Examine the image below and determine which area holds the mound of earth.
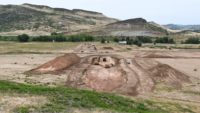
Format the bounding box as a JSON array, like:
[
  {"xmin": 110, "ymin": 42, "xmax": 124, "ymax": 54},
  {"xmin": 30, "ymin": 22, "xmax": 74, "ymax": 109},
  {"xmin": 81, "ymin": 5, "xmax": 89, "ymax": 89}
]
[
  {"xmin": 135, "ymin": 51, "xmax": 174, "ymax": 58},
  {"xmin": 149, "ymin": 63, "xmax": 191, "ymax": 88},
  {"xmin": 27, "ymin": 54, "xmax": 191, "ymax": 96},
  {"xmin": 26, "ymin": 53, "xmax": 80, "ymax": 74},
  {"xmin": 65, "ymin": 55, "xmax": 190, "ymax": 95},
  {"xmin": 74, "ymin": 43, "xmax": 97, "ymax": 53},
  {"xmin": 102, "ymin": 47, "xmax": 114, "ymax": 50}
]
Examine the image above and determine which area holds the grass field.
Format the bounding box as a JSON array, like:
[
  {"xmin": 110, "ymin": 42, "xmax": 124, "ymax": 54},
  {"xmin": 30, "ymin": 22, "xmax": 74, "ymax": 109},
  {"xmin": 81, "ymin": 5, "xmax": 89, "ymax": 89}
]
[
  {"xmin": 143, "ymin": 43, "xmax": 200, "ymax": 49},
  {"xmin": 0, "ymin": 80, "xmax": 195, "ymax": 113},
  {"xmin": 0, "ymin": 42, "xmax": 80, "ymax": 54},
  {"xmin": 0, "ymin": 41, "xmax": 199, "ymax": 54}
]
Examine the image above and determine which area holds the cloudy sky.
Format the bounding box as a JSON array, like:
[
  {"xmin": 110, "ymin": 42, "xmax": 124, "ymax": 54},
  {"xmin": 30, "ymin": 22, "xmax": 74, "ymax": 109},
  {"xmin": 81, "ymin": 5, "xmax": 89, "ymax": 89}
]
[{"xmin": 1, "ymin": 0, "xmax": 200, "ymax": 25}]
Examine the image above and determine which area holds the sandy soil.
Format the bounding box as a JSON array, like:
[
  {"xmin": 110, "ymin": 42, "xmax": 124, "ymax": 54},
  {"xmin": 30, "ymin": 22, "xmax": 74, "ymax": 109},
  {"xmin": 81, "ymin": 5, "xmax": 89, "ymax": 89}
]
[{"xmin": 0, "ymin": 54, "xmax": 69, "ymax": 85}]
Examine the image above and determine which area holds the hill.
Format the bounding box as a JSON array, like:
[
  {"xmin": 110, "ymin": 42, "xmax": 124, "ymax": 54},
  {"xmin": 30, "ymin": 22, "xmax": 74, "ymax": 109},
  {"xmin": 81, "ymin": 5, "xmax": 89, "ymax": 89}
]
[
  {"xmin": 0, "ymin": 4, "xmax": 171, "ymax": 37},
  {"xmin": 88, "ymin": 18, "xmax": 169, "ymax": 37},
  {"xmin": 164, "ymin": 24, "xmax": 200, "ymax": 31},
  {"xmin": 0, "ymin": 3, "xmax": 117, "ymax": 36}
]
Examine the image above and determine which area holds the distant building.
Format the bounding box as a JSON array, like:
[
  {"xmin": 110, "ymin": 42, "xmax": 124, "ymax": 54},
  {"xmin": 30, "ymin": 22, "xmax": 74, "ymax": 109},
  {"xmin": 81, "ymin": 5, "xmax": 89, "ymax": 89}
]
[{"xmin": 118, "ymin": 41, "xmax": 127, "ymax": 45}]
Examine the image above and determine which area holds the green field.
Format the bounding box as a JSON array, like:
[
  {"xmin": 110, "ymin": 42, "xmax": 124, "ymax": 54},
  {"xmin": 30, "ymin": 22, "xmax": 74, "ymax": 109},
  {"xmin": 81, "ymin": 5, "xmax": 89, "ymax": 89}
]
[
  {"xmin": 0, "ymin": 42, "xmax": 80, "ymax": 54},
  {"xmin": 0, "ymin": 80, "xmax": 195, "ymax": 113}
]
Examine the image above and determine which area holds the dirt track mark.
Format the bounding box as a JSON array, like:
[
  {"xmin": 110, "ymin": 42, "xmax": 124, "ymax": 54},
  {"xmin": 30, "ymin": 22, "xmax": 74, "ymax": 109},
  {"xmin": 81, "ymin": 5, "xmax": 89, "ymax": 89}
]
[{"xmin": 129, "ymin": 59, "xmax": 154, "ymax": 93}]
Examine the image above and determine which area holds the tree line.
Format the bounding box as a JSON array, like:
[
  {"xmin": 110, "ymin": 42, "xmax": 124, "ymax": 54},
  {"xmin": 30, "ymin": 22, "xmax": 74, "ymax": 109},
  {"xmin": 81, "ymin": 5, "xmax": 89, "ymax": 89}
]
[
  {"xmin": 14, "ymin": 34, "xmax": 95, "ymax": 42},
  {"xmin": 0, "ymin": 34, "xmax": 199, "ymax": 44}
]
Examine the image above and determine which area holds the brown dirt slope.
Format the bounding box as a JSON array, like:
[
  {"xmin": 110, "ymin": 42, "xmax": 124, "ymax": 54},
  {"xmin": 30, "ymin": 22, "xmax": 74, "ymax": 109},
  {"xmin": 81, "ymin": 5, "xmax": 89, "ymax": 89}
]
[
  {"xmin": 27, "ymin": 53, "xmax": 191, "ymax": 96},
  {"xmin": 27, "ymin": 53, "xmax": 80, "ymax": 74}
]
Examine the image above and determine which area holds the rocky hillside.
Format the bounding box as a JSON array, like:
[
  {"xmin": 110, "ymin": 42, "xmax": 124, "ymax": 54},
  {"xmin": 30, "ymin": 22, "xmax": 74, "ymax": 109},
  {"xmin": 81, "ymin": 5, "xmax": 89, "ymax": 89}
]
[
  {"xmin": 0, "ymin": 3, "xmax": 117, "ymax": 35},
  {"xmin": 89, "ymin": 18, "xmax": 169, "ymax": 37},
  {"xmin": 0, "ymin": 4, "xmax": 169, "ymax": 37},
  {"xmin": 164, "ymin": 24, "xmax": 200, "ymax": 31}
]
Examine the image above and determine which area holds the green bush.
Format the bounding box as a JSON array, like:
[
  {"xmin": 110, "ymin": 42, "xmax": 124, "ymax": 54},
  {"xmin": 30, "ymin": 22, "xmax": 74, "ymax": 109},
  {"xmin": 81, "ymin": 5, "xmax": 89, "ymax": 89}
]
[
  {"xmin": 0, "ymin": 36, "xmax": 18, "ymax": 41},
  {"xmin": 53, "ymin": 35, "xmax": 67, "ymax": 42},
  {"xmin": 184, "ymin": 37, "xmax": 200, "ymax": 44},
  {"xmin": 68, "ymin": 34, "xmax": 94, "ymax": 42},
  {"xmin": 101, "ymin": 38, "xmax": 106, "ymax": 43},
  {"xmin": 32, "ymin": 36, "xmax": 53, "ymax": 42},
  {"xmin": 17, "ymin": 34, "xmax": 30, "ymax": 42},
  {"xmin": 137, "ymin": 36, "xmax": 152, "ymax": 43},
  {"xmin": 155, "ymin": 37, "xmax": 175, "ymax": 44},
  {"xmin": 32, "ymin": 35, "xmax": 66, "ymax": 42},
  {"xmin": 113, "ymin": 38, "xmax": 119, "ymax": 42},
  {"xmin": 127, "ymin": 38, "xmax": 142, "ymax": 47}
]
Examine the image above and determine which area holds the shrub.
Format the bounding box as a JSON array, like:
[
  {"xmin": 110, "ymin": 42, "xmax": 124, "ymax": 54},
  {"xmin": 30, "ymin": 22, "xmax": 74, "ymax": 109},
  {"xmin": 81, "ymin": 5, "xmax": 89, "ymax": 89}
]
[
  {"xmin": 0, "ymin": 36, "xmax": 18, "ymax": 41},
  {"xmin": 17, "ymin": 34, "xmax": 30, "ymax": 42},
  {"xmin": 32, "ymin": 35, "xmax": 67, "ymax": 42},
  {"xmin": 67, "ymin": 34, "xmax": 94, "ymax": 42},
  {"xmin": 51, "ymin": 32, "xmax": 58, "ymax": 36},
  {"xmin": 184, "ymin": 37, "xmax": 200, "ymax": 44},
  {"xmin": 127, "ymin": 39, "xmax": 142, "ymax": 47},
  {"xmin": 68, "ymin": 35, "xmax": 84, "ymax": 42},
  {"xmin": 84, "ymin": 35, "xmax": 94, "ymax": 42},
  {"xmin": 137, "ymin": 36, "xmax": 152, "ymax": 43},
  {"xmin": 101, "ymin": 38, "xmax": 106, "ymax": 43},
  {"xmin": 113, "ymin": 38, "xmax": 119, "ymax": 42},
  {"xmin": 53, "ymin": 35, "xmax": 67, "ymax": 42},
  {"xmin": 155, "ymin": 37, "xmax": 175, "ymax": 44},
  {"xmin": 32, "ymin": 36, "xmax": 53, "ymax": 42}
]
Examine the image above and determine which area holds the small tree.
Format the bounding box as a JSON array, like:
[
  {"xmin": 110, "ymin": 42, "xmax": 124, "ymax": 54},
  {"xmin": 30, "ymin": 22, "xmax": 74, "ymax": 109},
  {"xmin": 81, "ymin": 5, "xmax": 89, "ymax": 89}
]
[
  {"xmin": 51, "ymin": 32, "xmax": 58, "ymax": 36},
  {"xmin": 17, "ymin": 34, "xmax": 29, "ymax": 42},
  {"xmin": 101, "ymin": 38, "xmax": 106, "ymax": 43},
  {"xmin": 113, "ymin": 38, "xmax": 119, "ymax": 42},
  {"xmin": 184, "ymin": 37, "xmax": 200, "ymax": 44}
]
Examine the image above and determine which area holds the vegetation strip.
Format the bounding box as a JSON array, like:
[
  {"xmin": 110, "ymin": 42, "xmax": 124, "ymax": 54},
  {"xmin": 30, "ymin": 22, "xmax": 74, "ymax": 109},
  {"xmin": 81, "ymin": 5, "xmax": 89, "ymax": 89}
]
[{"xmin": 0, "ymin": 80, "xmax": 168, "ymax": 113}]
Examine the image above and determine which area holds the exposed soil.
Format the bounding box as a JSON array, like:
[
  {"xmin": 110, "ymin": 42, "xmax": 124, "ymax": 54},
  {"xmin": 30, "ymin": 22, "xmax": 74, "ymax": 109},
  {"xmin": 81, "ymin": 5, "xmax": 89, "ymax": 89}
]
[
  {"xmin": 27, "ymin": 50, "xmax": 191, "ymax": 96},
  {"xmin": 27, "ymin": 53, "xmax": 80, "ymax": 74}
]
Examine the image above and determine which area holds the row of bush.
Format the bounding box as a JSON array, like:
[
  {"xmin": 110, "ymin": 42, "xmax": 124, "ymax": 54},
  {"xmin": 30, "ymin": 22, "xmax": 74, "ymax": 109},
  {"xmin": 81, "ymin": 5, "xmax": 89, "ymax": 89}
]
[
  {"xmin": 154, "ymin": 37, "xmax": 175, "ymax": 44},
  {"xmin": 182, "ymin": 37, "xmax": 200, "ymax": 44},
  {"xmin": 15, "ymin": 34, "xmax": 95, "ymax": 42},
  {"xmin": 1, "ymin": 34, "xmax": 200, "ymax": 44},
  {"xmin": 113, "ymin": 36, "xmax": 152, "ymax": 43},
  {"xmin": 111, "ymin": 36, "xmax": 175, "ymax": 46},
  {"xmin": 0, "ymin": 36, "xmax": 18, "ymax": 41}
]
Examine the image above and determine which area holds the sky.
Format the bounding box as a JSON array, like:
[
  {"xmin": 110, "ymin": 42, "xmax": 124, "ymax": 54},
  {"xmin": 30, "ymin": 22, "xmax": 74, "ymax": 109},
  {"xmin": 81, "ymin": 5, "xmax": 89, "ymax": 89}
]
[{"xmin": 1, "ymin": 0, "xmax": 200, "ymax": 25}]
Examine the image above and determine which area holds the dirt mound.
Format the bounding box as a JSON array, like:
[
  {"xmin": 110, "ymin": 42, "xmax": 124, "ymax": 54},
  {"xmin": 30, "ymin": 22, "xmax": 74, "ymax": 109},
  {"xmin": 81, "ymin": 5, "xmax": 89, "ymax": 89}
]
[
  {"xmin": 74, "ymin": 43, "xmax": 97, "ymax": 53},
  {"xmin": 66, "ymin": 56, "xmax": 191, "ymax": 96},
  {"xmin": 27, "ymin": 54, "xmax": 191, "ymax": 96},
  {"xmin": 136, "ymin": 52, "xmax": 173, "ymax": 58},
  {"xmin": 27, "ymin": 53, "xmax": 80, "ymax": 74},
  {"xmin": 66, "ymin": 56, "xmax": 126, "ymax": 92},
  {"xmin": 102, "ymin": 47, "xmax": 114, "ymax": 50},
  {"xmin": 149, "ymin": 63, "xmax": 191, "ymax": 88}
]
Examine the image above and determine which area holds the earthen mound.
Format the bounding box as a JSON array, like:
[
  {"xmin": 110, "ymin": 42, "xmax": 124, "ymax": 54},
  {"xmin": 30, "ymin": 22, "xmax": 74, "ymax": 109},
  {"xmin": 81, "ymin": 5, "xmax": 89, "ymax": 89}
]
[
  {"xmin": 26, "ymin": 54, "xmax": 191, "ymax": 96},
  {"xmin": 66, "ymin": 56, "xmax": 154, "ymax": 96},
  {"xmin": 136, "ymin": 52, "xmax": 173, "ymax": 58},
  {"xmin": 74, "ymin": 43, "xmax": 97, "ymax": 53},
  {"xmin": 149, "ymin": 63, "xmax": 191, "ymax": 88},
  {"xmin": 66, "ymin": 56, "xmax": 126, "ymax": 92},
  {"xmin": 66, "ymin": 57, "xmax": 190, "ymax": 96},
  {"xmin": 102, "ymin": 47, "xmax": 114, "ymax": 50},
  {"xmin": 27, "ymin": 53, "xmax": 80, "ymax": 74}
]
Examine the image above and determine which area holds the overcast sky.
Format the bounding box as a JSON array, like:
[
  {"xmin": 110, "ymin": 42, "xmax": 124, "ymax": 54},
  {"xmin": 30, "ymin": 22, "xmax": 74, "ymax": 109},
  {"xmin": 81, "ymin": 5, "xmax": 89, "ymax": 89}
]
[{"xmin": 1, "ymin": 0, "xmax": 200, "ymax": 25}]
